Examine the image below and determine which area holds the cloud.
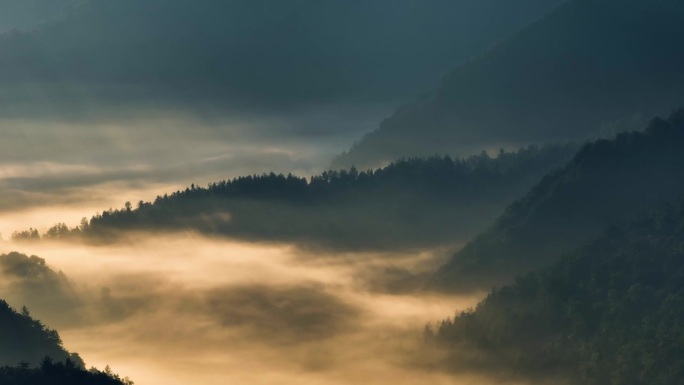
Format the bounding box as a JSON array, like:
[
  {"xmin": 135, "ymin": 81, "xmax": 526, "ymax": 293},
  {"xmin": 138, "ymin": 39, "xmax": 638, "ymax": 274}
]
[
  {"xmin": 204, "ymin": 283, "xmax": 361, "ymax": 343},
  {"xmin": 0, "ymin": 104, "xmax": 387, "ymax": 221},
  {"xmin": 0, "ymin": 251, "xmax": 82, "ymax": 326},
  {"xmin": 0, "ymin": 233, "xmax": 495, "ymax": 385}
]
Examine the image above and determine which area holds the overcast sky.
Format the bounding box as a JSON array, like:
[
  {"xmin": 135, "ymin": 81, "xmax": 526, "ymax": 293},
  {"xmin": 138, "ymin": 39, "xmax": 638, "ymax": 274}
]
[{"xmin": 0, "ymin": 0, "xmax": 567, "ymax": 230}]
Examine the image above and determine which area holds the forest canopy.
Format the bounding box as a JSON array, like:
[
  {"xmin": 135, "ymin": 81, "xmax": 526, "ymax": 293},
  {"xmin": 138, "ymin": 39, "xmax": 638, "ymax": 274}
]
[
  {"xmin": 430, "ymin": 198, "xmax": 684, "ymax": 385},
  {"xmin": 433, "ymin": 108, "xmax": 684, "ymax": 291},
  {"xmin": 17, "ymin": 143, "xmax": 577, "ymax": 251}
]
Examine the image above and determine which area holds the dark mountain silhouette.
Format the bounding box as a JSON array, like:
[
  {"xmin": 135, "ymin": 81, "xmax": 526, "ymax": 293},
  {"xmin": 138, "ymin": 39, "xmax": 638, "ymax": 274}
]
[
  {"xmin": 334, "ymin": 0, "xmax": 684, "ymax": 169},
  {"xmin": 0, "ymin": 253, "xmax": 131, "ymax": 383},
  {"xmin": 0, "ymin": 0, "xmax": 564, "ymax": 116},
  {"xmin": 0, "ymin": 302, "xmax": 131, "ymax": 384},
  {"xmin": 0, "ymin": 300, "xmax": 82, "ymax": 368},
  {"xmin": 0, "ymin": 360, "xmax": 131, "ymax": 385},
  {"xmin": 430, "ymin": 199, "xmax": 684, "ymax": 385},
  {"xmin": 433, "ymin": 109, "xmax": 684, "ymax": 291},
  {"xmin": 52, "ymin": 144, "xmax": 576, "ymax": 250}
]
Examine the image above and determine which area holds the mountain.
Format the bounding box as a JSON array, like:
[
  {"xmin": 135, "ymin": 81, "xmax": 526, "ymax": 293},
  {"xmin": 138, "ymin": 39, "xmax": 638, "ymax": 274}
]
[
  {"xmin": 0, "ymin": 300, "xmax": 130, "ymax": 384},
  {"xmin": 0, "ymin": 252, "xmax": 131, "ymax": 383},
  {"xmin": 44, "ymin": 144, "xmax": 577, "ymax": 250},
  {"xmin": 433, "ymin": 108, "xmax": 684, "ymax": 291},
  {"xmin": 0, "ymin": 361, "xmax": 130, "ymax": 385},
  {"xmin": 0, "ymin": 0, "xmax": 565, "ymax": 116},
  {"xmin": 429, "ymin": 199, "xmax": 684, "ymax": 385},
  {"xmin": 333, "ymin": 0, "xmax": 684, "ymax": 169},
  {"xmin": 0, "ymin": 300, "xmax": 82, "ymax": 367}
]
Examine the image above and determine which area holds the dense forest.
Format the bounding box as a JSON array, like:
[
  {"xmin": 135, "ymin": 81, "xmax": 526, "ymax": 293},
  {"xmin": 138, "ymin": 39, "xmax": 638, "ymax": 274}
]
[
  {"xmin": 0, "ymin": 300, "xmax": 81, "ymax": 367},
  {"xmin": 0, "ymin": 360, "xmax": 131, "ymax": 385},
  {"xmin": 433, "ymin": 109, "xmax": 684, "ymax": 290},
  {"xmin": 334, "ymin": 0, "xmax": 684, "ymax": 168},
  {"xmin": 21, "ymin": 144, "xmax": 577, "ymax": 250},
  {"xmin": 430, "ymin": 198, "xmax": 684, "ymax": 385},
  {"xmin": 0, "ymin": 300, "xmax": 130, "ymax": 385}
]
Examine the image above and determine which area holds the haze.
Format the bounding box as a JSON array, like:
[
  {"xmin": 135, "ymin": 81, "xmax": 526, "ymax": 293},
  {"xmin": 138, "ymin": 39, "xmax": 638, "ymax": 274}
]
[
  {"xmin": 1, "ymin": 1, "xmax": 678, "ymax": 384},
  {"xmin": 0, "ymin": 234, "xmax": 496, "ymax": 385}
]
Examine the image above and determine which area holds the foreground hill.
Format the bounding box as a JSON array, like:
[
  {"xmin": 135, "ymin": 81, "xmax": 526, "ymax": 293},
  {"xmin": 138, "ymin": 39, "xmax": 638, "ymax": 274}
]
[
  {"xmin": 0, "ymin": 0, "xmax": 564, "ymax": 115},
  {"xmin": 433, "ymin": 109, "xmax": 684, "ymax": 290},
  {"xmin": 0, "ymin": 252, "xmax": 131, "ymax": 384},
  {"xmin": 0, "ymin": 362, "xmax": 130, "ymax": 385},
  {"xmin": 431, "ymin": 199, "xmax": 684, "ymax": 385},
  {"xmin": 0, "ymin": 301, "xmax": 129, "ymax": 384},
  {"xmin": 0, "ymin": 300, "xmax": 81, "ymax": 367},
  {"xmin": 55, "ymin": 144, "xmax": 577, "ymax": 250},
  {"xmin": 334, "ymin": 0, "xmax": 684, "ymax": 168}
]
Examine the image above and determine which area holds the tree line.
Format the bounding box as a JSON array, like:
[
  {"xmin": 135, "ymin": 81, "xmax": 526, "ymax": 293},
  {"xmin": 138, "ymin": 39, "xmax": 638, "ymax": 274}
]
[{"xmin": 12, "ymin": 144, "xmax": 577, "ymax": 251}]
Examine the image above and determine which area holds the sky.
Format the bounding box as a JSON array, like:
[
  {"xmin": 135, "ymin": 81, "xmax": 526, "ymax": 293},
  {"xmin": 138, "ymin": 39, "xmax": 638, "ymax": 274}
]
[
  {"xmin": 0, "ymin": 0, "xmax": 570, "ymax": 230},
  {"xmin": 0, "ymin": 103, "xmax": 394, "ymax": 237}
]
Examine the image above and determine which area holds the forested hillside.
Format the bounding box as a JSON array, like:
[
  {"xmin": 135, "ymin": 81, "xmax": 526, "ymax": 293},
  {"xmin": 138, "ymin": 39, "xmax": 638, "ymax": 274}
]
[
  {"xmin": 0, "ymin": 0, "xmax": 79, "ymax": 33},
  {"xmin": 38, "ymin": 144, "xmax": 578, "ymax": 250},
  {"xmin": 431, "ymin": 199, "xmax": 684, "ymax": 385},
  {"xmin": 0, "ymin": 300, "xmax": 130, "ymax": 384},
  {"xmin": 433, "ymin": 109, "xmax": 684, "ymax": 290},
  {"xmin": 334, "ymin": 0, "xmax": 684, "ymax": 168},
  {"xmin": 0, "ymin": 361, "xmax": 130, "ymax": 385}
]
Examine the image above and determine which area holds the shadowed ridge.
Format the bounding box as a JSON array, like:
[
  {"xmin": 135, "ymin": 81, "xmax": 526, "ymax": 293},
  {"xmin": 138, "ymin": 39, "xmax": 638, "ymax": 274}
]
[
  {"xmin": 433, "ymin": 108, "xmax": 684, "ymax": 291},
  {"xmin": 430, "ymin": 197, "xmax": 684, "ymax": 384},
  {"xmin": 334, "ymin": 0, "xmax": 684, "ymax": 169}
]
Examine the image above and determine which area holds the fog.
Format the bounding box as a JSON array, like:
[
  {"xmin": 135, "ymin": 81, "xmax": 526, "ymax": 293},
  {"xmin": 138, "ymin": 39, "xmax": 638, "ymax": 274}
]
[
  {"xmin": 0, "ymin": 102, "xmax": 392, "ymax": 222},
  {"xmin": 0, "ymin": 232, "xmax": 524, "ymax": 385}
]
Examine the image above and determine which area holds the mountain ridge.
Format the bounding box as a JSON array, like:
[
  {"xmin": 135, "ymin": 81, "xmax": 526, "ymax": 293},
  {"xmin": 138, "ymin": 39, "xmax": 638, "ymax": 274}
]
[
  {"xmin": 432, "ymin": 108, "xmax": 684, "ymax": 291},
  {"xmin": 333, "ymin": 0, "xmax": 684, "ymax": 169},
  {"xmin": 430, "ymin": 197, "xmax": 684, "ymax": 384}
]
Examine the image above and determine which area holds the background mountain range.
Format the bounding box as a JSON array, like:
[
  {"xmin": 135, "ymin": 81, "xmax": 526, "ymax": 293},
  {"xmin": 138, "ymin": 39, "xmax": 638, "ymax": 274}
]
[{"xmin": 334, "ymin": 0, "xmax": 684, "ymax": 168}]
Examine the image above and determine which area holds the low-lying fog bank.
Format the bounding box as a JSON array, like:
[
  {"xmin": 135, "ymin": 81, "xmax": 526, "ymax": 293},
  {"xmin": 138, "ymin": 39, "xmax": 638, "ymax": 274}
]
[{"xmin": 0, "ymin": 234, "xmax": 514, "ymax": 385}]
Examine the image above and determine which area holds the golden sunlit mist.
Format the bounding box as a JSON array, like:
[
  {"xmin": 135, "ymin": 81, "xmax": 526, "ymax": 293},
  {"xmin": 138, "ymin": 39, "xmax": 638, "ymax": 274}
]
[{"xmin": 0, "ymin": 233, "xmax": 498, "ymax": 385}]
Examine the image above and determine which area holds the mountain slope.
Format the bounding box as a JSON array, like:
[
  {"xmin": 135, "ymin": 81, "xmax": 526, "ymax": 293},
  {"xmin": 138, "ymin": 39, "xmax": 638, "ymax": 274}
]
[
  {"xmin": 334, "ymin": 0, "xmax": 684, "ymax": 168},
  {"xmin": 0, "ymin": 362, "xmax": 130, "ymax": 385},
  {"xmin": 431, "ymin": 200, "xmax": 684, "ymax": 385},
  {"xmin": 0, "ymin": 0, "xmax": 565, "ymax": 115},
  {"xmin": 0, "ymin": 299, "xmax": 130, "ymax": 384},
  {"xmin": 60, "ymin": 144, "xmax": 578, "ymax": 250},
  {"xmin": 0, "ymin": 300, "xmax": 82, "ymax": 367},
  {"xmin": 433, "ymin": 109, "xmax": 684, "ymax": 290}
]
